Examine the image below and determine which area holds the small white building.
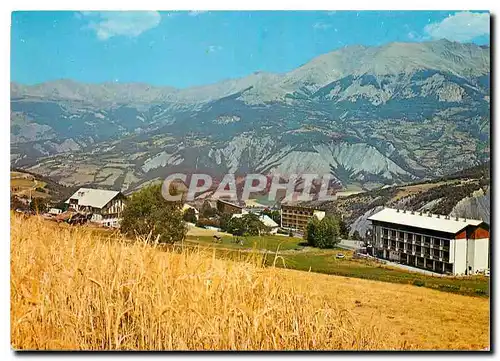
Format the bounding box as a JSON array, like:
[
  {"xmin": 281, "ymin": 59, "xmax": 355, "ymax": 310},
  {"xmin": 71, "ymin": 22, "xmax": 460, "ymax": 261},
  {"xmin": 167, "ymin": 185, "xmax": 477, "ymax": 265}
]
[
  {"xmin": 65, "ymin": 188, "xmax": 126, "ymax": 228},
  {"xmin": 48, "ymin": 208, "xmax": 62, "ymax": 215}
]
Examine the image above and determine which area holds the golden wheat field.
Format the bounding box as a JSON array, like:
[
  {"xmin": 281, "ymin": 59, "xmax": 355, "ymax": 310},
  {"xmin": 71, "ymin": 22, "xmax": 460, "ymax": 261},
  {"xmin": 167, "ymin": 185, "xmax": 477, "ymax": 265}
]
[{"xmin": 11, "ymin": 215, "xmax": 489, "ymax": 351}]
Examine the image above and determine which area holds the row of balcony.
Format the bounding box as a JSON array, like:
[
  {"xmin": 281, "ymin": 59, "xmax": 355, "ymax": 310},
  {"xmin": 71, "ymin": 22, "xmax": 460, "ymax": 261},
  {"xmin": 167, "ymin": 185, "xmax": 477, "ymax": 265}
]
[
  {"xmin": 383, "ymin": 239, "xmax": 449, "ymax": 248},
  {"xmin": 382, "ymin": 241, "xmax": 450, "ymax": 251},
  {"xmin": 383, "ymin": 246, "xmax": 449, "ymax": 262},
  {"xmin": 381, "ymin": 236, "xmax": 449, "ymax": 249}
]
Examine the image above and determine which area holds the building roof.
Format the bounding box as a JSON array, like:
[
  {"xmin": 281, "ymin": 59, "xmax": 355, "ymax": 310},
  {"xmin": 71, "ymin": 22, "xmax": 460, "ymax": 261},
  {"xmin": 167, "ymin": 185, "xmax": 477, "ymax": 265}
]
[
  {"xmin": 217, "ymin": 199, "xmax": 243, "ymax": 208},
  {"xmin": 231, "ymin": 213, "xmax": 279, "ymax": 228},
  {"xmin": 65, "ymin": 188, "xmax": 122, "ymax": 209},
  {"xmin": 368, "ymin": 207, "xmax": 484, "ymax": 234},
  {"xmin": 281, "ymin": 201, "xmax": 324, "ymax": 210},
  {"xmin": 259, "ymin": 214, "xmax": 279, "ymax": 228}
]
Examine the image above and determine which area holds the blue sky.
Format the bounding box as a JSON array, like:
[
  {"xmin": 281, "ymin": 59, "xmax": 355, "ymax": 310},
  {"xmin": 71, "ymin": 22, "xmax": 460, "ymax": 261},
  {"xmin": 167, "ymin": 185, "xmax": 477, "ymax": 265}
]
[{"xmin": 11, "ymin": 11, "xmax": 490, "ymax": 88}]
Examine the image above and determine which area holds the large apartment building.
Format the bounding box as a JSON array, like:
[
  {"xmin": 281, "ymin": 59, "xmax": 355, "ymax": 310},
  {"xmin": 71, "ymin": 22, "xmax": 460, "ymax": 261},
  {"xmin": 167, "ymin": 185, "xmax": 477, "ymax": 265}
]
[
  {"xmin": 281, "ymin": 204, "xmax": 326, "ymax": 232},
  {"xmin": 368, "ymin": 208, "xmax": 489, "ymax": 275}
]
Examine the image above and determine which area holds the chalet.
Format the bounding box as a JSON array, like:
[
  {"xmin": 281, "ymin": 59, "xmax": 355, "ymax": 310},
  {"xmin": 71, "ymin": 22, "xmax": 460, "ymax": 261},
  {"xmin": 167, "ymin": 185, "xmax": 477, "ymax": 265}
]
[{"xmin": 65, "ymin": 188, "xmax": 126, "ymax": 227}]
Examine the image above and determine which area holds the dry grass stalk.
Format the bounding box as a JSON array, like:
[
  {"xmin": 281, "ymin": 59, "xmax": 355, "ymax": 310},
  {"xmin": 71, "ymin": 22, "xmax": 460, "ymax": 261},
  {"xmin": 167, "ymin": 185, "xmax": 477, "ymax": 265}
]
[{"xmin": 11, "ymin": 215, "xmax": 488, "ymax": 350}]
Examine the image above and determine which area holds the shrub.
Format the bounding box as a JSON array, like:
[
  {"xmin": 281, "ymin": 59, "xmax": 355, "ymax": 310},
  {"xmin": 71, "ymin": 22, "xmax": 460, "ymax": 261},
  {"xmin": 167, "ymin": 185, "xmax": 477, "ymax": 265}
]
[
  {"xmin": 261, "ymin": 209, "xmax": 281, "ymax": 226},
  {"xmin": 218, "ymin": 213, "xmax": 233, "ymax": 232},
  {"xmin": 304, "ymin": 216, "xmax": 320, "ymax": 247},
  {"xmin": 183, "ymin": 208, "xmax": 197, "ymax": 223},
  {"xmin": 413, "ymin": 280, "xmax": 425, "ymax": 287},
  {"xmin": 29, "ymin": 197, "xmax": 48, "ymax": 213},
  {"xmin": 305, "ymin": 215, "xmax": 341, "ymax": 249},
  {"xmin": 196, "ymin": 218, "xmax": 220, "ymax": 229},
  {"xmin": 200, "ymin": 202, "xmax": 217, "ymax": 218},
  {"xmin": 120, "ymin": 183, "xmax": 186, "ymax": 244},
  {"xmin": 224, "ymin": 213, "xmax": 268, "ymax": 236}
]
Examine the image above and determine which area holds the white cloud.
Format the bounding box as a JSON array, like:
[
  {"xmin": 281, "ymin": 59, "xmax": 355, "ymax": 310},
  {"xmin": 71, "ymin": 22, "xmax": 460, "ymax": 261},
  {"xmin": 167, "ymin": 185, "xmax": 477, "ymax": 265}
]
[
  {"xmin": 188, "ymin": 11, "xmax": 209, "ymax": 16},
  {"xmin": 313, "ymin": 22, "xmax": 332, "ymax": 30},
  {"xmin": 207, "ymin": 45, "xmax": 222, "ymax": 53},
  {"xmin": 407, "ymin": 30, "xmax": 423, "ymax": 41},
  {"xmin": 82, "ymin": 11, "xmax": 162, "ymax": 40},
  {"xmin": 424, "ymin": 11, "xmax": 489, "ymax": 42}
]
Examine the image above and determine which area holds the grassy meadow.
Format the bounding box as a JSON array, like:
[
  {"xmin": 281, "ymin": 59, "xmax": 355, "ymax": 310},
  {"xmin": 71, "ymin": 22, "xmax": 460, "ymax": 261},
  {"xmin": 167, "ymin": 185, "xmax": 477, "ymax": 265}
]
[
  {"xmin": 186, "ymin": 233, "xmax": 489, "ymax": 298},
  {"xmin": 11, "ymin": 215, "xmax": 489, "ymax": 350}
]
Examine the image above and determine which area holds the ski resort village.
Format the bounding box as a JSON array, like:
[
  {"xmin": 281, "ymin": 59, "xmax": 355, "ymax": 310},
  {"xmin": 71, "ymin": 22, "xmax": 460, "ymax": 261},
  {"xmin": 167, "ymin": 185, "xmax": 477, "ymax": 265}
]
[
  {"xmin": 11, "ymin": 169, "xmax": 490, "ymax": 278},
  {"xmin": 10, "ymin": 10, "xmax": 491, "ymax": 351}
]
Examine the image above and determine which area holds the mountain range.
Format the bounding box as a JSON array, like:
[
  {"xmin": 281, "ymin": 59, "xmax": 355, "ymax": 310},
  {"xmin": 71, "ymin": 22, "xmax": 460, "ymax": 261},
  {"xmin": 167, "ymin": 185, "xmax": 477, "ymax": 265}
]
[{"xmin": 11, "ymin": 39, "xmax": 490, "ymax": 192}]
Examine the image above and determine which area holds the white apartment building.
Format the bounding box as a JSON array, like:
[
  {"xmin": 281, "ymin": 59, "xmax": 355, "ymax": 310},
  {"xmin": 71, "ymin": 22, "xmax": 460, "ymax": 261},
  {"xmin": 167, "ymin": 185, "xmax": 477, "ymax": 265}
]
[{"xmin": 369, "ymin": 208, "xmax": 489, "ymax": 275}]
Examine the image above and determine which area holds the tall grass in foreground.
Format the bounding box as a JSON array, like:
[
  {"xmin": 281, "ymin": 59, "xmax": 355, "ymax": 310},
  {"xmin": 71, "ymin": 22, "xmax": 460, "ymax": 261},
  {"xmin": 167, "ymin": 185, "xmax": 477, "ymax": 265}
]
[{"xmin": 11, "ymin": 215, "xmax": 401, "ymax": 350}]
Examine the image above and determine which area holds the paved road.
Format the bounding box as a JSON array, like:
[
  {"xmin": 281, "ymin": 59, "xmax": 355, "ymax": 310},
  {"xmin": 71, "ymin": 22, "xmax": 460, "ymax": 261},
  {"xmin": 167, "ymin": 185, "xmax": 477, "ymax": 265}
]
[{"xmin": 337, "ymin": 239, "xmax": 365, "ymax": 250}]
